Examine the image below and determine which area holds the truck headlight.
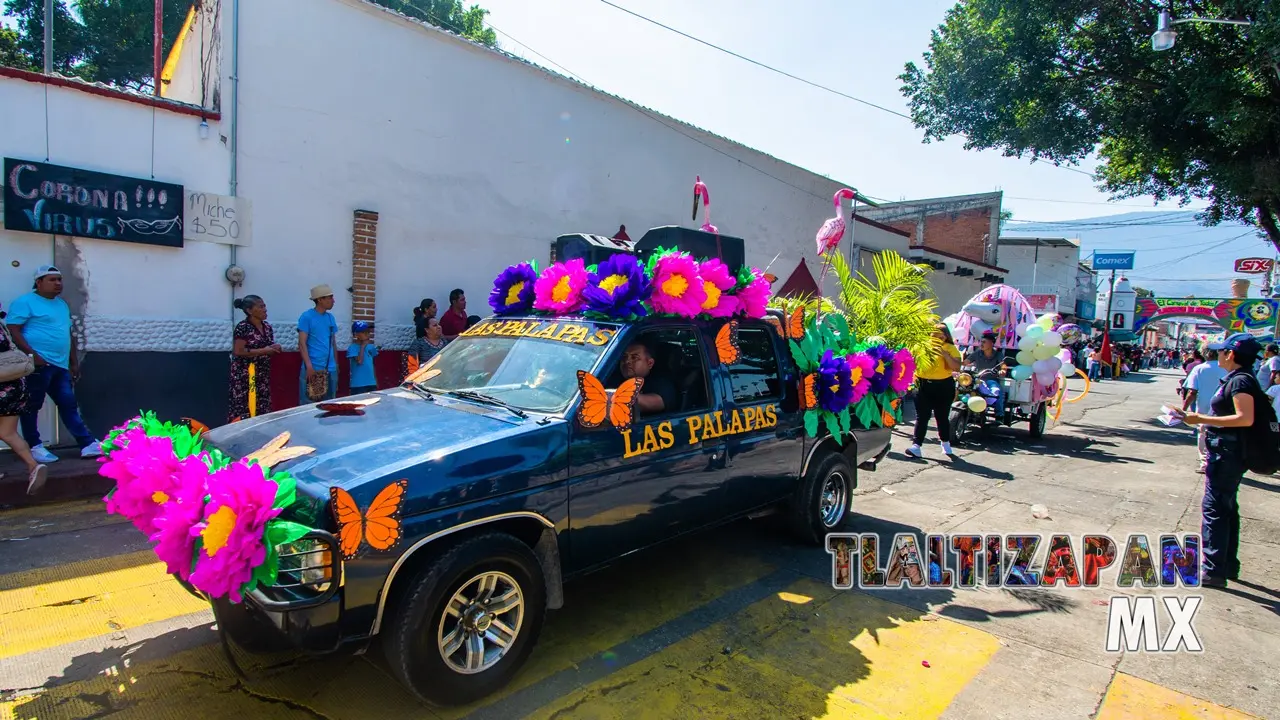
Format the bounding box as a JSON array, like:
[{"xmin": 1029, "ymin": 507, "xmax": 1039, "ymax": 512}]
[{"xmin": 277, "ymin": 538, "xmax": 334, "ymax": 593}]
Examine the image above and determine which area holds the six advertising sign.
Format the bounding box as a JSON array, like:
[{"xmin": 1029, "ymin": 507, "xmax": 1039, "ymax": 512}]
[
  {"xmin": 3, "ymin": 158, "xmax": 184, "ymax": 248},
  {"xmin": 1233, "ymin": 257, "xmax": 1273, "ymax": 274}
]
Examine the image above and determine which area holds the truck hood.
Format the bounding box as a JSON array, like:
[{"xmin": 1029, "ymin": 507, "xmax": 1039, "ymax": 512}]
[{"xmin": 201, "ymin": 389, "xmax": 540, "ymax": 499}]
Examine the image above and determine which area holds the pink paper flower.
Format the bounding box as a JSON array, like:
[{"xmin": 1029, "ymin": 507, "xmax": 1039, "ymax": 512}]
[
  {"xmin": 697, "ymin": 259, "xmax": 739, "ymax": 318},
  {"xmin": 148, "ymin": 458, "xmax": 212, "ymax": 580},
  {"xmin": 734, "ymin": 269, "xmax": 771, "ymax": 319},
  {"xmin": 846, "ymin": 352, "xmax": 875, "ymax": 404},
  {"xmin": 188, "ymin": 461, "xmax": 283, "ymax": 602},
  {"xmin": 649, "ymin": 252, "xmax": 707, "ymax": 317},
  {"xmin": 533, "ymin": 259, "xmax": 589, "ymax": 314},
  {"xmin": 890, "ymin": 348, "xmax": 916, "ymax": 394},
  {"xmin": 101, "ymin": 433, "xmax": 188, "ymax": 536}
]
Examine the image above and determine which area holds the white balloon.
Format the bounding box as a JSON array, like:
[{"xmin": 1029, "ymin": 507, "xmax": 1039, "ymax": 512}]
[
  {"xmin": 1026, "ymin": 325, "xmax": 1045, "ymax": 339},
  {"xmin": 967, "ymin": 396, "xmax": 988, "ymax": 413},
  {"xmin": 1018, "ymin": 335, "xmax": 1038, "ymax": 351},
  {"xmin": 1015, "ymin": 322, "xmax": 1031, "ymax": 336},
  {"xmin": 1033, "ymin": 344, "xmax": 1057, "ymax": 361},
  {"xmin": 1043, "ymin": 331, "xmax": 1063, "ymax": 347},
  {"xmin": 1061, "ymin": 363, "xmax": 1077, "ymax": 376}
]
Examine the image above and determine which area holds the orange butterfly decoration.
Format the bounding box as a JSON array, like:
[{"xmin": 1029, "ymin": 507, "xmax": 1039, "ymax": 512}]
[
  {"xmin": 799, "ymin": 373, "xmax": 818, "ymax": 410},
  {"xmin": 715, "ymin": 321, "xmax": 740, "ymax": 365},
  {"xmin": 766, "ymin": 306, "xmax": 805, "ymax": 341},
  {"xmin": 182, "ymin": 418, "xmax": 211, "ymax": 436},
  {"xmin": 882, "ymin": 398, "xmax": 902, "ymax": 428},
  {"xmin": 330, "ymin": 480, "xmax": 408, "ymax": 560},
  {"xmin": 576, "ymin": 370, "xmax": 643, "ymax": 431}
]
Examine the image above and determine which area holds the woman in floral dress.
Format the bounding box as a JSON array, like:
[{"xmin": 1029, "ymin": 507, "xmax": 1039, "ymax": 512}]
[
  {"xmin": 228, "ymin": 295, "xmax": 281, "ymax": 422},
  {"xmin": 0, "ymin": 307, "xmax": 46, "ymax": 493}
]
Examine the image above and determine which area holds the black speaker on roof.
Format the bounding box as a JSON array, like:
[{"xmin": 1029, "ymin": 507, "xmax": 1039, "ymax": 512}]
[
  {"xmin": 551, "ymin": 233, "xmax": 636, "ymax": 266},
  {"xmin": 635, "ymin": 226, "xmax": 746, "ymax": 275}
]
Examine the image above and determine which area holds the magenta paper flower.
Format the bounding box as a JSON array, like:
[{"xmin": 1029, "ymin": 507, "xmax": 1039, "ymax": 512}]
[
  {"xmin": 533, "ymin": 259, "xmax": 589, "ymax": 314},
  {"xmin": 846, "ymin": 352, "xmax": 875, "ymax": 404},
  {"xmin": 188, "ymin": 461, "xmax": 283, "ymax": 602},
  {"xmin": 649, "ymin": 252, "xmax": 706, "ymax": 317},
  {"xmin": 734, "ymin": 269, "xmax": 771, "ymax": 319},
  {"xmin": 697, "ymin": 259, "xmax": 739, "ymax": 318},
  {"xmin": 101, "ymin": 433, "xmax": 188, "ymax": 536},
  {"xmin": 890, "ymin": 348, "xmax": 916, "ymax": 394},
  {"xmin": 148, "ymin": 458, "xmax": 212, "ymax": 580}
]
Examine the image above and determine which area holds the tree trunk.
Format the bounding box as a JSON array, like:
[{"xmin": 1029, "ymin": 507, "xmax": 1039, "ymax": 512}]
[{"xmin": 1257, "ymin": 204, "xmax": 1280, "ymax": 254}]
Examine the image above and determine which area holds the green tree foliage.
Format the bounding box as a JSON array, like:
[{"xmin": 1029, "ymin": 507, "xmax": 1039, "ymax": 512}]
[
  {"xmin": 0, "ymin": 25, "xmax": 35, "ymax": 70},
  {"xmin": 3, "ymin": 0, "xmax": 187, "ymax": 91},
  {"xmin": 900, "ymin": 1, "xmax": 1280, "ymax": 251},
  {"xmin": 373, "ymin": 0, "xmax": 497, "ymax": 46},
  {"xmin": 1134, "ymin": 286, "xmax": 1155, "ymax": 298}
]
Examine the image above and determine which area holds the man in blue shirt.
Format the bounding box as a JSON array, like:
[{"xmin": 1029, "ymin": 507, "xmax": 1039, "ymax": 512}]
[
  {"xmin": 298, "ymin": 284, "xmax": 339, "ymax": 402},
  {"xmin": 347, "ymin": 321, "xmax": 379, "ymax": 395},
  {"xmin": 1183, "ymin": 349, "xmax": 1228, "ymax": 474},
  {"xmin": 5, "ymin": 266, "xmax": 101, "ymax": 462}
]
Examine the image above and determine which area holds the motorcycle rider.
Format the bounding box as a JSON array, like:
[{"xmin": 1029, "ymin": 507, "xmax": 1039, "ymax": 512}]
[{"xmin": 965, "ymin": 331, "xmax": 1008, "ymax": 418}]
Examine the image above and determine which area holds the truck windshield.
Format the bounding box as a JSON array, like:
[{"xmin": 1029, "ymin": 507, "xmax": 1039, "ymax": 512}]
[{"xmin": 418, "ymin": 319, "xmax": 618, "ymax": 413}]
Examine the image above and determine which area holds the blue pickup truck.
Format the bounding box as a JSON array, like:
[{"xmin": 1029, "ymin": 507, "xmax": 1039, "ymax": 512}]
[{"xmin": 201, "ymin": 310, "xmax": 892, "ymax": 706}]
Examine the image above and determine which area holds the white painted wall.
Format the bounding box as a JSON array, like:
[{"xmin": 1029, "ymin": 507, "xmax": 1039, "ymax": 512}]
[{"xmin": 998, "ymin": 241, "xmax": 1082, "ymax": 314}]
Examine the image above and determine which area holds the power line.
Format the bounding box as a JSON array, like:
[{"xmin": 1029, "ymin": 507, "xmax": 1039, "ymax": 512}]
[
  {"xmin": 1003, "ymin": 195, "xmax": 1184, "ymax": 208},
  {"xmin": 596, "ymin": 0, "xmax": 913, "ymax": 120}
]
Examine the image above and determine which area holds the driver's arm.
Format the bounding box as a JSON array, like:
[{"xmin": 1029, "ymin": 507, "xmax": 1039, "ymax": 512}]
[{"xmin": 635, "ymin": 393, "xmax": 665, "ymax": 413}]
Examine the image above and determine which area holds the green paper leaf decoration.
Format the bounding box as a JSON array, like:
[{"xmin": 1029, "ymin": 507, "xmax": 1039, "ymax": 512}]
[
  {"xmin": 854, "ymin": 395, "xmax": 880, "ymax": 428},
  {"xmin": 272, "ymin": 475, "xmax": 298, "ymax": 510},
  {"xmin": 266, "ymin": 520, "xmax": 312, "ymax": 547},
  {"xmin": 839, "ymin": 408, "xmax": 852, "ymax": 436},
  {"xmin": 789, "ymin": 339, "xmax": 812, "ymax": 371},
  {"xmin": 803, "ymin": 410, "xmax": 820, "ymax": 438},
  {"xmin": 823, "ymin": 413, "xmax": 842, "ymax": 444}
]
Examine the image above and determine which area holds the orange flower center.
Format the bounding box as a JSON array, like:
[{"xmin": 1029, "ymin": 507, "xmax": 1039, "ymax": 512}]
[
  {"xmin": 701, "ymin": 281, "xmax": 721, "ymax": 310},
  {"xmin": 850, "ymin": 367, "xmax": 864, "ymax": 384},
  {"xmin": 151, "ymin": 490, "xmax": 170, "ymax": 504},
  {"xmin": 551, "ymin": 276, "xmax": 573, "ymax": 303},
  {"xmin": 201, "ymin": 505, "xmax": 237, "ymax": 557},
  {"xmin": 661, "ymin": 274, "xmax": 688, "ymax": 298}
]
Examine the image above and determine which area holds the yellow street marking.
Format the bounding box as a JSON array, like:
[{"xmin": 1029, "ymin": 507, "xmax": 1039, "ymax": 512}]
[
  {"xmin": 0, "ymin": 551, "xmax": 208, "ymax": 659},
  {"xmin": 1096, "ymin": 673, "xmax": 1260, "ymax": 720},
  {"xmin": 0, "ymin": 499, "xmax": 127, "ymax": 541},
  {"xmin": 526, "ymin": 577, "xmax": 1001, "ymax": 720}
]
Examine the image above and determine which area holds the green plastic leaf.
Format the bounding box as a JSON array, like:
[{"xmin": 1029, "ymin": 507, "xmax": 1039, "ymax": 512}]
[
  {"xmin": 854, "ymin": 396, "xmax": 879, "ymax": 428},
  {"xmin": 272, "ymin": 475, "xmax": 298, "ymax": 510},
  {"xmin": 823, "ymin": 413, "xmax": 842, "ymax": 444},
  {"xmin": 803, "ymin": 410, "xmax": 819, "ymax": 438},
  {"xmin": 266, "ymin": 520, "xmax": 312, "ymax": 548},
  {"xmin": 789, "ymin": 339, "xmax": 812, "ymax": 370},
  {"xmin": 838, "ymin": 408, "xmax": 852, "ymax": 436}
]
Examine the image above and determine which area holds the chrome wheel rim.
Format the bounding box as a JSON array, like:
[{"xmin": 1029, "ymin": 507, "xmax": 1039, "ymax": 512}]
[
  {"xmin": 819, "ymin": 471, "xmax": 848, "ymax": 527},
  {"xmin": 436, "ymin": 571, "xmax": 524, "ymax": 675}
]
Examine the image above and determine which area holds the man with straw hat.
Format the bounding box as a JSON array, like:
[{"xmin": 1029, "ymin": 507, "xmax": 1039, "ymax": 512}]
[{"xmin": 298, "ymin": 284, "xmax": 339, "ymax": 402}]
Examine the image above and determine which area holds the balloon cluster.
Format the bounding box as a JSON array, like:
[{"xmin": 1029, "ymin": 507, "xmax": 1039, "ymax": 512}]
[{"xmin": 1011, "ymin": 315, "xmax": 1072, "ymax": 385}]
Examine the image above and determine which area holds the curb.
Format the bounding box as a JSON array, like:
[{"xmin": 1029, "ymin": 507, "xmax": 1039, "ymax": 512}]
[{"xmin": 0, "ymin": 450, "xmax": 109, "ymax": 510}]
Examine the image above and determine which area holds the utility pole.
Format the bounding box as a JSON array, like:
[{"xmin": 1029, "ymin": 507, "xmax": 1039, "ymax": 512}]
[
  {"xmin": 42, "ymin": 0, "xmax": 53, "ymax": 74},
  {"xmin": 153, "ymin": 0, "xmax": 164, "ymax": 96}
]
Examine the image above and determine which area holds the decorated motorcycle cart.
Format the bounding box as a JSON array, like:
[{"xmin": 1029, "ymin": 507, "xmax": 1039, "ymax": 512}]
[{"xmin": 943, "ymin": 284, "xmax": 1073, "ymax": 442}]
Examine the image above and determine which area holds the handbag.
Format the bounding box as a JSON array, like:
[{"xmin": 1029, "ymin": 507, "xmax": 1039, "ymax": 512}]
[
  {"xmin": 305, "ymin": 325, "xmax": 332, "ymax": 402},
  {"xmin": 0, "ymin": 327, "xmax": 34, "ymax": 383}
]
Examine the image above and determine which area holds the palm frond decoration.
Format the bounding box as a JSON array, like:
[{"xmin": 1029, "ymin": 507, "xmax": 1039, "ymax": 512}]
[
  {"xmin": 828, "ymin": 250, "xmax": 940, "ymax": 366},
  {"xmin": 767, "ymin": 293, "xmax": 839, "ymax": 318}
]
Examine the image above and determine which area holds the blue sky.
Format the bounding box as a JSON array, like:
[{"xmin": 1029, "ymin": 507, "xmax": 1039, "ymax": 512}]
[{"xmin": 477, "ymin": 0, "xmax": 1206, "ymax": 224}]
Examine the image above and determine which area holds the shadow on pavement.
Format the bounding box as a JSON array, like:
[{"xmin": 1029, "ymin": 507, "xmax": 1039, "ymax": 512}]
[
  {"xmin": 1242, "ymin": 475, "xmax": 1280, "ymax": 493},
  {"xmin": 7, "ymin": 516, "xmax": 965, "ymax": 720},
  {"xmin": 969, "ymin": 430, "xmax": 1155, "ymax": 465},
  {"xmin": 1068, "ymin": 422, "xmax": 1197, "ymax": 448}
]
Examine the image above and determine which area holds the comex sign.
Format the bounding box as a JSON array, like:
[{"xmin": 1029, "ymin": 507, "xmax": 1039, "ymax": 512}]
[{"xmin": 1093, "ymin": 251, "xmax": 1136, "ymax": 271}]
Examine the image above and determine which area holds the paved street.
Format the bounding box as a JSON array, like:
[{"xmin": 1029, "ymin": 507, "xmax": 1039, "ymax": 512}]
[{"xmin": 1, "ymin": 369, "xmax": 1277, "ymax": 719}]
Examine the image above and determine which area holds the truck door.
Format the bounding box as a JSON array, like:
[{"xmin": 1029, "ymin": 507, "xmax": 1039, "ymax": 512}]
[
  {"xmin": 565, "ymin": 325, "xmax": 726, "ymax": 573},
  {"xmin": 716, "ymin": 320, "xmax": 804, "ymax": 514}
]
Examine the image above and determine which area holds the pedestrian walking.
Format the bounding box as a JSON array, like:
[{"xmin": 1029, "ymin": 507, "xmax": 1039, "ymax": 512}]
[
  {"xmin": 227, "ymin": 295, "xmax": 281, "ymax": 422},
  {"xmin": 5, "ymin": 266, "xmax": 101, "ymax": 462},
  {"xmin": 298, "ymin": 285, "xmax": 339, "ymax": 403},
  {"xmin": 1258, "ymin": 344, "xmax": 1279, "ymax": 391},
  {"xmin": 1180, "ymin": 333, "xmax": 1265, "ymax": 588},
  {"xmin": 1181, "ymin": 349, "xmax": 1227, "ymax": 474},
  {"xmin": 904, "ymin": 323, "xmax": 961, "ymax": 459},
  {"xmin": 0, "ymin": 310, "xmax": 46, "ymax": 494},
  {"xmin": 347, "ymin": 321, "xmax": 379, "ymax": 395}
]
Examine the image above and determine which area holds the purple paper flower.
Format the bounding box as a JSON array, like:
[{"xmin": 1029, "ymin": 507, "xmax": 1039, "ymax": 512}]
[
  {"xmin": 866, "ymin": 345, "xmax": 896, "ymax": 394},
  {"xmin": 188, "ymin": 461, "xmax": 283, "ymax": 602},
  {"xmin": 489, "ymin": 262, "xmax": 538, "ymax": 315},
  {"xmin": 583, "ymin": 254, "xmax": 650, "ymax": 319},
  {"xmin": 817, "ymin": 350, "xmax": 854, "ymax": 413}
]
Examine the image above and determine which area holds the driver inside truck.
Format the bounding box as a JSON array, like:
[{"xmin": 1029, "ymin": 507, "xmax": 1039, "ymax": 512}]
[
  {"xmin": 966, "ymin": 331, "xmax": 1007, "ymax": 416},
  {"xmin": 618, "ymin": 340, "xmax": 678, "ymax": 416}
]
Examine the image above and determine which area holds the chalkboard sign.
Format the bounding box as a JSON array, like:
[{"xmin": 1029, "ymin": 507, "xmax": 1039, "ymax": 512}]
[{"xmin": 3, "ymin": 158, "xmax": 184, "ymax": 248}]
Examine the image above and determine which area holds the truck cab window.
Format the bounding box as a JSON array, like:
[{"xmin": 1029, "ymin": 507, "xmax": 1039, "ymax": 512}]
[
  {"xmin": 728, "ymin": 326, "xmax": 780, "ymax": 403},
  {"xmin": 606, "ymin": 327, "xmax": 709, "ymax": 415}
]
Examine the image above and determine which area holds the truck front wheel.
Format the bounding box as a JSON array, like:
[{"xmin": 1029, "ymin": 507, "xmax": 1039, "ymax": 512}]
[
  {"xmin": 383, "ymin": 532, "xmax": 546, "ymax": 707},
  {"xmin": 789, "ymin": 451, "xmax": 855, "ymax": 545}
]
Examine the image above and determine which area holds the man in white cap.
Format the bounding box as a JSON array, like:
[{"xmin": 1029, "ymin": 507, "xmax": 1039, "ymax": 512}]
[
  {"xmin": 5, "ymin": 265, "xmax": 102, "ymax": 462},
  {"xmin": 298, "ymin": 284, "xmax": 339, "ymax": 402}
]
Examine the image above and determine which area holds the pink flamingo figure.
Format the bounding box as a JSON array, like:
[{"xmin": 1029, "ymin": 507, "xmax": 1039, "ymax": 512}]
[
  {"xmin": 692, "ymin": 176, "xmax": 718, "ymax": 233},
  {"xmin": 814, "ymin": 188, "xmax": 858, "ymax": 285}
]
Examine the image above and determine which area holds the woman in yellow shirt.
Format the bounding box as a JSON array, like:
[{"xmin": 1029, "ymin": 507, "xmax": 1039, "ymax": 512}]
[{"xmin": 905, "ymin": 323, "xmax": 962, "ymax": 459}]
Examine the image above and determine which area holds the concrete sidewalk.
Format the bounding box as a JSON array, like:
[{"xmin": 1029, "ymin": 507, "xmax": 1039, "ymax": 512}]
[{"xmin": 0, "ymin": 448, "xmax": 106, "ymax": 509}]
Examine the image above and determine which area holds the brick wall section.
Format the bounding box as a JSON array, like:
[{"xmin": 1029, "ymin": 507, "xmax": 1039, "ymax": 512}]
[
  {"xmin": 888, "ymin": 209, "xmax": 992, "ymax": 265},
  {"xmin": 352, "ymin": 209, "xmax": 378, "ymax": 335}
]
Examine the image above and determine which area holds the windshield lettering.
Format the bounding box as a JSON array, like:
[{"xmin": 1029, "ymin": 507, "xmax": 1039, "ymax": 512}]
[
  {"xmin": 619, "ymin": 403, "xmax": 778, "ymax": 459},
  {"xmin": 462, "ymin": 319, "xmax": 616, "ymax": 346}
]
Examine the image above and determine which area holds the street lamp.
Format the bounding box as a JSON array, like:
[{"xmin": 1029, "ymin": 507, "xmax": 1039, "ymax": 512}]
[{"xmin": 1151, "ymin": 10, "xmax": 1254, "ymax": 52}]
